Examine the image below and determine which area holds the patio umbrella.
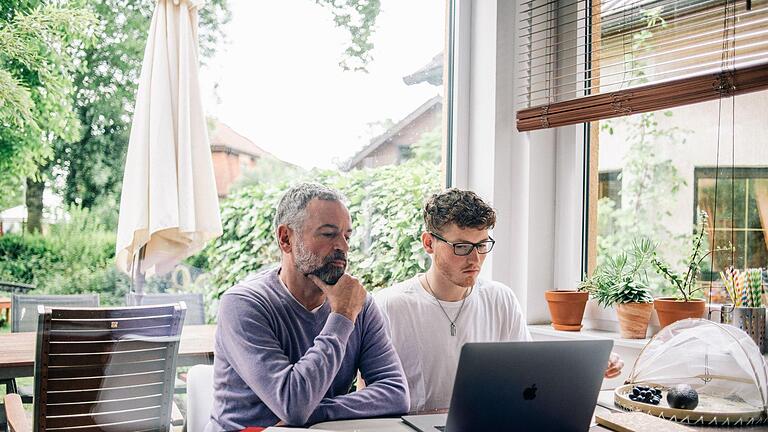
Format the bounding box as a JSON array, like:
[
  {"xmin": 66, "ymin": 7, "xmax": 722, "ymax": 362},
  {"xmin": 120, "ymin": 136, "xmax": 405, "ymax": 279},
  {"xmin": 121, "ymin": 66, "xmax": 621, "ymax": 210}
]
[{"xmin": 116, "ymin": 0, "xmax": 222, "ymax": 291}]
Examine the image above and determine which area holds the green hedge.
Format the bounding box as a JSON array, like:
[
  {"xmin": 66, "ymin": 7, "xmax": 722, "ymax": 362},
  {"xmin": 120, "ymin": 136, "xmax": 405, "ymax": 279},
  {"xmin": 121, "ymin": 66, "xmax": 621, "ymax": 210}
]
[
  {"xmin": 205, "ymin": 159, "xmax": 441, "ymax": 302},
  {"xmin": 0, "ymin": 207, "xmax": 130, "ymax": 306}
]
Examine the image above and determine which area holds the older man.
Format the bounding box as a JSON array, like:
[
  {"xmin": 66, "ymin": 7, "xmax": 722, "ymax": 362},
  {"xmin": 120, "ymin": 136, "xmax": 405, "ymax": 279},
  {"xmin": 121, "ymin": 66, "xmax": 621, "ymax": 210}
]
[{"xmin": 207, "ymin": 183, "xmax": 409, "ymax": 431}]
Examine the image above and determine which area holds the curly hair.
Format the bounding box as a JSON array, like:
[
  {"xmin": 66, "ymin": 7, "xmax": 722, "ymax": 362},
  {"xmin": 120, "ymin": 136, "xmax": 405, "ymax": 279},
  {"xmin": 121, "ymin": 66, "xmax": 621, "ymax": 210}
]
[{"xmin": 423, "ymin": 188, "xmax": 496, "ymax": 234}]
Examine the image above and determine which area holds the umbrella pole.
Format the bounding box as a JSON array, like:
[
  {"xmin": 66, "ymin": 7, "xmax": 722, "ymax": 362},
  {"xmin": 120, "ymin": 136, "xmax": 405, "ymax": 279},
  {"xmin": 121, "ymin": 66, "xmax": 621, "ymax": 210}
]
[{"xmin": 132, "ymin": 245, "xmax": 147, "ymax": 296}]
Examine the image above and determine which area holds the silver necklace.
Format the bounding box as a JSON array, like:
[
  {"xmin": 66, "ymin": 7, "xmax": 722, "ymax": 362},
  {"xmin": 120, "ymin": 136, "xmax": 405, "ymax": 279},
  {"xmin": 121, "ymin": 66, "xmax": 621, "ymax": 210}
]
[{"xmin": 422, "ymin": 274, "xmax": 472, "ymax": 336}]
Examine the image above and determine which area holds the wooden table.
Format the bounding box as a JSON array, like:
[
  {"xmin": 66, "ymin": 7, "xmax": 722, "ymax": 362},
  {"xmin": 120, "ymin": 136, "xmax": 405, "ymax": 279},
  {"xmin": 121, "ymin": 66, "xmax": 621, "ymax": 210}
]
[{"xmin": 0, "ymin": 324, "xmax": 216, "ymax": 380}]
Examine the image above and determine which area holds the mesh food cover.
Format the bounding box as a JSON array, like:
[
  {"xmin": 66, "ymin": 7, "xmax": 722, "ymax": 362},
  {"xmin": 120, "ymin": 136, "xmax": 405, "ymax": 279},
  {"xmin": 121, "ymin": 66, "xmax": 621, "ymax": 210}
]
[{"xmin": 627, "ymin": 319, "xmax": 768, "ymax": 415}]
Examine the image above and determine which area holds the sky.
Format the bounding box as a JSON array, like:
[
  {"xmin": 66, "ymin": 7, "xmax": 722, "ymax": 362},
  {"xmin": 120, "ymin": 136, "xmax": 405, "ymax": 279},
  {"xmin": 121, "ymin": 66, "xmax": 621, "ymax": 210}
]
[{"xmin": 199, "ymin": 0, "xmax": 446, "ymax": 169}]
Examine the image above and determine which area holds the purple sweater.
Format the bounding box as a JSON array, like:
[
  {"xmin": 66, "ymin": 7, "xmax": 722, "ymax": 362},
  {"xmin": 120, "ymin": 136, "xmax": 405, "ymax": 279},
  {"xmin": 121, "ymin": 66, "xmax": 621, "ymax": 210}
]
[{"xmin": 207, "ymin": 267, "xmax": 409, "ymax": 430}]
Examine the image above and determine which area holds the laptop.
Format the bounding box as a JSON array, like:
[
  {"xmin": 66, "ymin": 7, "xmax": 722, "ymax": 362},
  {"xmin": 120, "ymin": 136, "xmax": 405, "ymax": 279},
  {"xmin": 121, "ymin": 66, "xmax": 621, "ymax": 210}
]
[{"xmin": 402, "ymin": 339, "xmax": 613, "ymax": 432}]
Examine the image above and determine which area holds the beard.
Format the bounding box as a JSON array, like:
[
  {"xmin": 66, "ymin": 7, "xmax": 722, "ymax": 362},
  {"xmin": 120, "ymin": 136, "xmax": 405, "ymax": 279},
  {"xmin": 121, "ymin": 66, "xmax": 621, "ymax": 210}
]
[{"xmin": 294, "ymin": 242, "xmax": 347, "ymax": 285}]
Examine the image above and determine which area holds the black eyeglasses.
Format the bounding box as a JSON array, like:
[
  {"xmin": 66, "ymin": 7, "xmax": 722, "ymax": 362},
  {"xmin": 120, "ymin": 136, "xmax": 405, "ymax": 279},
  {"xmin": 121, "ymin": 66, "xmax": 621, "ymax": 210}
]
[{"xmin": 429, "ymin": 232, "xmax": 496, "ymax": 256}]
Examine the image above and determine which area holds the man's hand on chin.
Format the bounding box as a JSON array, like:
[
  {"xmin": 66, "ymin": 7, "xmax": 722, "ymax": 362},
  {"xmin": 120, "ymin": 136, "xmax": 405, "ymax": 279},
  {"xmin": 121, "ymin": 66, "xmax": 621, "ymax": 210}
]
[{"xmin": 309, "ymin": 273, "xmax": 366, "ymax": 322}]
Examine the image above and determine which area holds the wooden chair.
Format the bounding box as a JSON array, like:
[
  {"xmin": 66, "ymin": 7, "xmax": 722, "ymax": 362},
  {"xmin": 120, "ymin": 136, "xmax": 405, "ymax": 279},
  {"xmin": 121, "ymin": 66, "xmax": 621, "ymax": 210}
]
[
  {"xmin": 0, "ymin": 281, "xmax": 35, "ymax": 295},
  {"xmin": 5, "ymin": 294, "xmax": 101, "ymax": 404},
  {"xmin": 4, "ymin": 303, "xmax": 186, "ymax": 432},
  {"xmin": 12, "ymin": 294, "xmax": 100, "ymax": 333},
  {"xmin": 126, "ymin": 293, "xmax": 206, "ymax": 396}
]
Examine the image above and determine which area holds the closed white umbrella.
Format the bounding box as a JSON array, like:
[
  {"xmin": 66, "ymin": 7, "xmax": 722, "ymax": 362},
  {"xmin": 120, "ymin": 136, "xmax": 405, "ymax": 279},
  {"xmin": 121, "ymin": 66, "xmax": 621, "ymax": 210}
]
[{"xmin": 116, "ymin": 0, "xmax": 222, "ymax": 287}]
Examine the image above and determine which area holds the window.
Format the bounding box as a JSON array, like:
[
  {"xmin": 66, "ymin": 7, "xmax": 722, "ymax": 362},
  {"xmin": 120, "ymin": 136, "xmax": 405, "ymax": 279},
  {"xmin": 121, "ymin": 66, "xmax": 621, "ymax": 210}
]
[
  {"xmin": 514, "ymin": 0, "xmax": 768, "ymax": 303},
  {"xmin": 398, "ymin": 144, "xmax": 414, "ymax": 163},
  {"xmin": 694, "ymin": 167, "xmax": 768, "ymax": 277},
  {"xmin": 598, "ymin": 170, "xmax": 621, "ymax": 207},
  {"xmin": 592, "ymin": 90, "xmax": 768, "ymax": 300},
  {"xmin": 196, "ymin": 0, "xmax": 452, "ymax": 292},
  {"xmin": 517, "ymin": 0, "xmax": 768, "ymax": 131}
]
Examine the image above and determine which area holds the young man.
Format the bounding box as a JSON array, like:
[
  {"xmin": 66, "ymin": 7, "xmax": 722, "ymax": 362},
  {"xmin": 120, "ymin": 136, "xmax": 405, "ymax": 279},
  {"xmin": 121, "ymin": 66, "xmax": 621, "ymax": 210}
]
[
  {"xmin": 207, "ymin": 183, "xmax": 409, "ymax": 431},
  {"xmin": 374, "ymin": 188, "xmax": 623, "ymax": 412}
]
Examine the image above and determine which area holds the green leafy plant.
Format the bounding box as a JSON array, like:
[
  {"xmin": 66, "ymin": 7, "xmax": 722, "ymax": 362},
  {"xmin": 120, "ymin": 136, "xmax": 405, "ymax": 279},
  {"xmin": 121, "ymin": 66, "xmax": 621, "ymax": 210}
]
[
  {"xmin": 0, "ymin": 205, "xmax": 130, "ymax": 306},
  {"xmin": 651, "ymin": 211, "xmax": 730, "ymax": 302},
  {"xmin": 203, "ymin": 156, "xmax": 442, "ymax": 318},
  {"xmin": 580, "ymin": 238, "xmax": 656, "ymax": 307}
]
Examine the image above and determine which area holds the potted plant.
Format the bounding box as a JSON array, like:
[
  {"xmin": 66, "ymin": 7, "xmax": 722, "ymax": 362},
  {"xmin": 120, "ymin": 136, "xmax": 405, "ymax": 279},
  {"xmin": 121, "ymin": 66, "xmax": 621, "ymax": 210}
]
[
  {"xmin": 581, "ymin": 239, "xmax": 655, "ymax": 339},
  {"xmin": 651, "ymin": 211, "xmax": 725, "ymax": 328},
  {"xmin": 545, "ymin": 286, "xmax": 589, "ymax": 331}
]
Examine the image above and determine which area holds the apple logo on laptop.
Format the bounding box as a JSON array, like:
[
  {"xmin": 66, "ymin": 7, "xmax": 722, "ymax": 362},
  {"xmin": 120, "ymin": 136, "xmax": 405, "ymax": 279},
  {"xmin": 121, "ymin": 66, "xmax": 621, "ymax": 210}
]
[{"xmin": 523, "ymin": 384, "xmax": 537, "ymax": 400}]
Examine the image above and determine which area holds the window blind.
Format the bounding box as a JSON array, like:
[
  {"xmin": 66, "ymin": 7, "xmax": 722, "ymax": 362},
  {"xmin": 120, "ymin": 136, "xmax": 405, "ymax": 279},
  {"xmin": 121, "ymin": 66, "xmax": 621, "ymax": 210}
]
[{"xmin": 516, "ymin": 0, "xmax": 768, "ymax": 132}]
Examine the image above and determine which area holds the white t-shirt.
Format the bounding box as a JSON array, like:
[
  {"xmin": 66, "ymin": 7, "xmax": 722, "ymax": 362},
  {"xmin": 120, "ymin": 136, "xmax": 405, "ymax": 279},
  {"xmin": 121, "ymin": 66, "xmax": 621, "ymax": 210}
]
[{"xmin": 374, "ymin": 275, "xmax": 532, "ymax": 412}]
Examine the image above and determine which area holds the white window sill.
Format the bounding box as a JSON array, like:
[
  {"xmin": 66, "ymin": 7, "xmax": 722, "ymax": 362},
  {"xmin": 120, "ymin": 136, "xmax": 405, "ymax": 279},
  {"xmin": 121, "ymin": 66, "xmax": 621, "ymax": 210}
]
[{"xmin": 529, "ymin": 324, "xmax": 649, "ymax": 350}]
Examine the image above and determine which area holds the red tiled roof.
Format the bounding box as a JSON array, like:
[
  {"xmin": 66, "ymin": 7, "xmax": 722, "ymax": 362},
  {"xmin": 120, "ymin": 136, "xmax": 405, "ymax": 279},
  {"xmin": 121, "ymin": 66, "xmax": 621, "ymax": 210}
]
[{"xmin": 209, "ymin": 120, "xmax": 271, "ymax": 158}]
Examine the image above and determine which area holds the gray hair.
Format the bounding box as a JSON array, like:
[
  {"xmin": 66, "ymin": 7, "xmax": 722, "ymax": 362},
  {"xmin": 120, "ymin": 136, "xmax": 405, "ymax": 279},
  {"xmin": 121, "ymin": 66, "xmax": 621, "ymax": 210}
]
[{"xmin": 274, "ymin": 182, "xmax": 346, "ymax": 234}]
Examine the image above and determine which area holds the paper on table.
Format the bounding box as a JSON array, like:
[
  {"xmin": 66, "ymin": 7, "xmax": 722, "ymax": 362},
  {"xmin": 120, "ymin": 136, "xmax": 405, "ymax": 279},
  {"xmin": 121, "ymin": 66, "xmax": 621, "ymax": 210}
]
[{"xmin": 596, "ymin": 412, "xmax": 694, "ymax": 432}]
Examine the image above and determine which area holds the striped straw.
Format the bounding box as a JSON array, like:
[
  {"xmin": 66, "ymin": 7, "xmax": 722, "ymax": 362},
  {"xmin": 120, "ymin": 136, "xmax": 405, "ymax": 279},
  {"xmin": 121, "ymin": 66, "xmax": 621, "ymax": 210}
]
[
  {"xmin": 756, "ymin": 269, "xmax": 762, "ymax": 307},
  {"xmin": 721, "ymin": 268, "xmax": 736, "ymax": 305},
  {"xmin": 738, "ymin": 271, "xmax": 748, "ymax": 307},
  {"xmin": 749, "ymin": 269, "xmax": 762, "ymax": 307}
]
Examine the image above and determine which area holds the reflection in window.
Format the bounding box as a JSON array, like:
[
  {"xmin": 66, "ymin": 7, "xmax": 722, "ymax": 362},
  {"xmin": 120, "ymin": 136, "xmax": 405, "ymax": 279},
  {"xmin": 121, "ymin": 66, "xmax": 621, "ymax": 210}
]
[
  {"xmin": 599, "ymin": 171, "xmax": 622, "ymax": 208},
  {"xmin": 695, "ymin": 168, "xmax": 768, "ymax": 278},
  {"xmin": 198, "ymin": 0, "xmax": 450, "ymax": 293},
  {"xmin": 594, "ymin": 91, "xmax": 768, "ymax": 301}
]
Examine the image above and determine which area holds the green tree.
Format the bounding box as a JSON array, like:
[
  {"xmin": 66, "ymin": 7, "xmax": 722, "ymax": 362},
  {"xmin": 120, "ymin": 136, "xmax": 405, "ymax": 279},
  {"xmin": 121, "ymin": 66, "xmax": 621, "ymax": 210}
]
[
  {"xmin": 21, "ymin": 0, "xmax": 231, "ymax": 233},
  {"xmin": 596, "ymin": 7, "xmax": 692, "ymax": 295},
  {"xmin": 314, "ymin": 0, "xmax": 381, "ymax": 72},
  {"xmin": 0, "ymin": 1, "xmax": 95, "ymax": 217},
  {"xmin": 598, "ymin": 112, "xmax": 690, "ymax": 295}
]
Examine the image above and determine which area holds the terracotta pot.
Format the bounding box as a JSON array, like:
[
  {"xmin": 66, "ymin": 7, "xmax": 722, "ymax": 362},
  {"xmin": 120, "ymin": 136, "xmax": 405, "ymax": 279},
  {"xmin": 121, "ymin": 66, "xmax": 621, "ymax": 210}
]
[
  {"xmin": 545, "ymin": 290, "xmax": 589, "ymax": 331},
  {"xmin": 616, "ymin": 302, "xmax": 653, "ymax": 339},
  {"xmin": 654, "ymin": 297, "xmax": 706, "ymax": 328}
]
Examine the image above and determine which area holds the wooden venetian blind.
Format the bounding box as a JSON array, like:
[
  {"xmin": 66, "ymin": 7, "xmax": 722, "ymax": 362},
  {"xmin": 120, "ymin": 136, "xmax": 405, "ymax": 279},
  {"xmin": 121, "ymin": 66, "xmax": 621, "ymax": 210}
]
[{"xmin": 516, "ymin": 0, "xmax": 768, "ymax": 132}]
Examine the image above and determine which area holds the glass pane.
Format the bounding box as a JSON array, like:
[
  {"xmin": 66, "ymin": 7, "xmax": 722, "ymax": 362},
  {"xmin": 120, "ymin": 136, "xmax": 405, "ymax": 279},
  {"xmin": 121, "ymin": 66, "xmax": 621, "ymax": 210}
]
[
  {"xmin": 697, "ymin": 176, "xmax": 747, "ymax": 229},
  {"xmin": 596, "ymin": 1, "xmax": 768, "ymax": 94},
  {"xmin": 747, "ymin": 178, "xmax": 768, "ymax": 230},
  {"xmin": 706, "ymin": 230, "xmax": 746, "ymax": 274},
  {"xmin": 594, "ymin": 89, "xmax": 768, "ymax": 302},
  {"xmin": 746, "ymin": 231, "xmax": 768, "ymax": 270},
  {"xmin": 599, "ymin": 171, "xmax": 622, "ymax": 208},
  {"xmin": 196, "ymin": 0, "xmax": 449, "ymax": 292}
]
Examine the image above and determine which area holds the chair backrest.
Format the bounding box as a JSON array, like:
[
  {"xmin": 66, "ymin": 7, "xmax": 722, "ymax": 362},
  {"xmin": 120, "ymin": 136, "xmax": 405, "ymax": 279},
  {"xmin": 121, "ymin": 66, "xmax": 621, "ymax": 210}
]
[
  {"xmin": 0, "ymin": 280, "xmax": 35, "ymax": 294},
  {"xmin": 12, "ymin": 294, "xmax": 100, "ymax": 333},
  {"xmin": 126, "ymin": 292, "xmax": 205, "ymax": 325},
  {"xmin": 32, "ymin": 303, "xmax": 186, "ymax": 432},
  {"xmin": 186, "ymin": 364, "xmax": 215, "ymax": 432}
]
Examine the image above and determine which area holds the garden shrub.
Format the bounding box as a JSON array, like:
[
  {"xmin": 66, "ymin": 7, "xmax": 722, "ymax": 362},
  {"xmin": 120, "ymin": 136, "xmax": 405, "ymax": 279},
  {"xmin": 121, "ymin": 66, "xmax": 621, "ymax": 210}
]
[
  {"xmin": 0, "ymin": 206, "xmax": 130, "ymax": 305},
  {"xmin": 205, "ymin": 159, "xmax": 441, "ymax": 306}
]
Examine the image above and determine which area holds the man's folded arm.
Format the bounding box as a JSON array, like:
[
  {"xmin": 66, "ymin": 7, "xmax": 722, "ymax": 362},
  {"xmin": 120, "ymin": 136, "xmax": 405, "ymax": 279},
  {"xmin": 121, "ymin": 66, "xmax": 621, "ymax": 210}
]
[
  {"xmin": 218, "ymin": 293, "xmax": 355, "ymax": 425},
  {"xmin": 306, "ymin": 298, "xmax": 410, "ymax": 424}
]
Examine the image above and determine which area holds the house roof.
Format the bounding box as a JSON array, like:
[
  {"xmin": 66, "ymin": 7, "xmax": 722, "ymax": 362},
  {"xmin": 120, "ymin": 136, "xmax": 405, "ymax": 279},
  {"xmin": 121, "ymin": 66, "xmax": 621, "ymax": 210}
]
[
  {"xmin": 403, "ymin": 52, "xmax": 444, "ymax": 86},
  {"xmin": 209, "ymin": 120, "xmax": 271, "ymax": 158},
  {"xmin": 341, "ymin": 95, "xmax": 442, "ymax": 171}
]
